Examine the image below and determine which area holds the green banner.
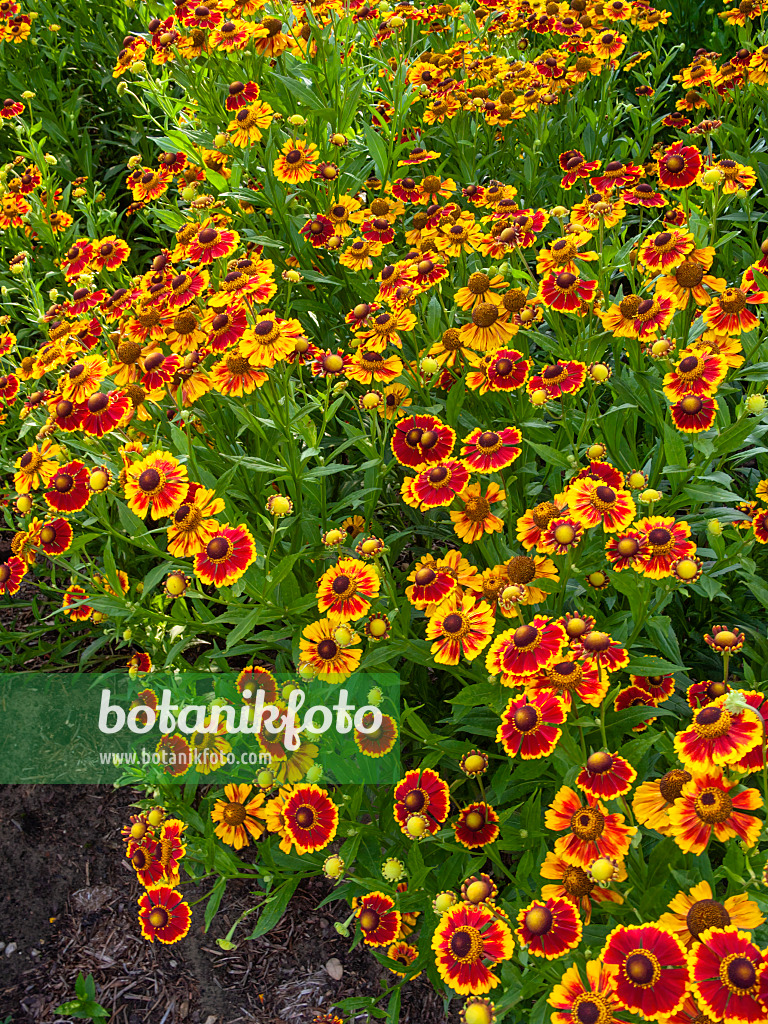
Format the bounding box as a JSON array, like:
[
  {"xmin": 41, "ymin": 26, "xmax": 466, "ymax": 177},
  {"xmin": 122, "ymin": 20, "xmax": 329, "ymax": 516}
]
[{"xmin": 0, "ymin": 670, "xmax": 401, "ymax": 785}]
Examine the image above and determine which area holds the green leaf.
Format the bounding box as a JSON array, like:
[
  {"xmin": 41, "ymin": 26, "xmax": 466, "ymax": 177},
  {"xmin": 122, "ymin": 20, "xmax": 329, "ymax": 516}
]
[
  {"xmin": 204, "ymin": 877, "xmax": 227, "ymax": 932},
  {"xmin": 524, "ymin": 438, "xmax": 571, "ymax": 470},
  {"xmin": 246, "ymin": 877, "xmax": 301, "ymax": 939},
  {"xmin": 625, "ymin": 655, "xmax": 685, "ymax": 674},
  {"xmin": 362, "ymin": 122, "xmax": 389, "ymax": 181}
]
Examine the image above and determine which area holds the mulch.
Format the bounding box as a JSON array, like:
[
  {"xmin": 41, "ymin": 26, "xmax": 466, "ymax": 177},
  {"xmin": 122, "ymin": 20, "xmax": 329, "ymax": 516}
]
[{"xmin": 0, "ymin": 784, "xmax": 456, "ymax": 1024}]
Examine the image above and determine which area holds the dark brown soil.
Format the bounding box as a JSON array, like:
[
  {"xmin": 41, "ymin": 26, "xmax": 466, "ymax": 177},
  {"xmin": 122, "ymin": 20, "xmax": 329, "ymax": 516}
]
[{"xmin": 0, "ymin": 785, "xmax": 454, "ymax": 1024}]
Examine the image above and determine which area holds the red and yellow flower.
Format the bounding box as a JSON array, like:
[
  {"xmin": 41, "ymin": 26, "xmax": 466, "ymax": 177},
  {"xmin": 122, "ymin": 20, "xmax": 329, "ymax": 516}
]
[
  {"xmin": 548, "ymin": 960, "xmax": 626, "ymax": 1024},
  {"xmin": 316, "ymin": 557, "xmax": 381, "ymax": 622},
  {"xmin": 486, "ymin": 617, "xmax": 568, "ymax": 683},
  {"xmin": 668, "ymin": 770, "xmax": 762, "ymax": 855},
  {"xmin": 356, "ymin": 892, "xmax": 401, "ymax": 947},
  {"xmin": 567, "ymin": 479, "xmax": 636, "ymax": 533},
  {"xmin": 690, "ymin": 927, "xmax": 766, "ymax": 1024},
  {"xmin": 298, "ymin": 618, "xmax": 362, "ymax": 683},
  {"xmin": 394, "ymin": 768, "xmax": 450, "ymax": 837},
  {"xmin": 425, "ymin": 592, "xmax": 495, "ymax": 665},
  {"xmin": 576, "ymin": 751, "xmax": 637, "ymax": 800},
  {"xmin": 602, "ymin": 923, "xmax": 689, "ymax": 1020},
  {"xmin": 193, "ymin": 524, "xmax": 256, "ymax": 587},
  {"xmin": 138, "ymin": 887, "xmax": 192, "ymax": 944},
  {"xmin": 545, "ymin": 786, "xmax": 636, "ymax": 869},
  {"xmin": 453, "ymin": 802, "xmax": 500, "ymax": 849},
  {"xmin": 432, "ymin": 901, "xmax": 514, "ymax": 995},
  {"xmin": 282, "ymin": 784, "xmax": 338, "ymax": 854},
  {"xmin": 496, "ymin": 691, "xmax": 567, "ymax": 760},
  {"xmin": 516, "ymin": 897, "xmax": 582, "ymax": 960}
]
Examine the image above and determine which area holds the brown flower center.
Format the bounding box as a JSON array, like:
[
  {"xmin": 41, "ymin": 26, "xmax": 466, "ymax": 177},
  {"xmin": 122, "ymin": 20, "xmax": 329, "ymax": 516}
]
[{"xmin": 687, "ymin": 899, "xmax": 730, "ymax": 938}]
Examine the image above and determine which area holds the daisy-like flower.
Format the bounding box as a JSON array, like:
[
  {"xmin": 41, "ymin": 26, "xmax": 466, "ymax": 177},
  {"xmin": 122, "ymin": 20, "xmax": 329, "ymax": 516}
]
[
  {"xmin": 702, "ymin": 279, "xmax": 768, "ymax": 335},
  {"xmin": 688, "ymin": 679, "xmax": 730, "ymax": 709},
  {"xmin": 516, "ymin": 897, "xmax": 582, "ymax": 960},
  {"xmin": 193, "ymin": 524, "xmax": 257, "ymax": 587},
  {"xmin": 668, "ymin": 770, "xmax": 762, "ymax": 855},
  {"xmin": 81, "ymin": 390, "xmax": 130, "ymax": 437},
  {"xmin": 483, "ymin": 349, "xmax": 531, "ymax": 392},
  {"xmin": 571, "ymin": 631, "xmax": 629, "ymax": 675},
  {"xmin": 450, "ymin": 482, "xmax": 505, "ymax": 543},
  {"xmin": 458, "ymin": 302, "xmax": 518, "ymax": 351},
  {"xmin": 166, "ymin": 486, "xmax": 225, "ymax": 557},
  {"xmin": 629, "ymin": 296, "xmax": 677, "ymax": 340},
  {"xmin": 274, "ymin": 138, "xmax": 319, "ymax": 183},
  {"xmin": 559, "ymin": 150, "xmax": 602, "ymax": 188},
  {"xmin": 13, "ymin": 439, "xmax": 63, "ymax": 494},
  {"xmin": 386, "ymin": 941, "xmax": 419, "ymax": 977},
  {"xmin": 138, "ymin": 887, "xmax": 192, "ymax": 945},
  {"xmin": 412, "ymin": 460, "xmax": 470, "ymax": 510},
  {"xmin": 528, "ymin": 360, "xmax": 588, "ymax": 399},
  {"xmin": 516, "ymin": 500, "xmax": 567, "ymax": 552},
  {"xmin": 0, "ymin": 556, "xmax": 27, "ymax": 596},
  {"xmin": 316, "ymin": 557, "xmax": 381, "ymax": 622},
  {"xmin": 567, "ymin": 479, "xmax": 636, "ymax": 533},
  {"xmin": 605, "ymin": 530, "xmax": 648, "ymax": 571},
  {"xmin": 454, "ymin": 802, "xmax": 499, "ymax": 849},
  {"xmin": 538, "ymin": 272, "xmax": 598, "ymax": 312},
  {"xmin": 59, "ymin": 354, "xmax": 109, "ymax": 403},
  {"xmin": 356, "ymin": 892, "xmax": 401, "ymax": 947},
  {"xmin": 674, "ymin": 696, "xmax": 762, "ymax": 771},
  {"xmin": 391, "ymin": 414, "xmax": 456, "ymax": 469},
  {"xmin": 227, "ymin": 100, "xmax": 274, "ymax": 146},
  {"xmin": 655, "ymin": 248, "xmax": 725, "ymax": 308},
  {"xmin": 662, "ymin": 349, "xmax": 728, "ymax": 401},
  {"xmin": 36, "ymin": 518, "xmax": 73, "ymax": 557},
  {"xmin": 432, "ymin": 901, "xmax": 514, "ymax": 996},
  {"xmin": 670, "ymin": 393, "xmax": 718, "ymax": 433},
  {"xmin": 282, "ymin": 784, "xmax": 338, "ymax": 854},
  {"xmin": 637, "ymin": 229, "xmax": 695, "ymax": 274},
  {"xmin": 526, "ymin": 656, "xmax": 608, "ymax": 710},
  {"xmin": 657, "ymin": 142, "xmax": 703, "ymax": 189},
  {"xmin": 90, "ymin": 235, "xmax": 131, "ymax": 272},
  {"xmin": 602, "ymin": 923, "xmax": 689, "ymax": 1020},
  {"xmin": 425, "ymin": 593, "xmax": 495, "ymax": 665},
  {"xmin": 541, "ymin": 516, "xmax": 584, "ymax": 556},
  {"xmin": 633, "ymin": 768, "xmax": 692, "ymax": 834},
  {"xmin": 354, "ymin": 710, "xmax": 398, "ymax": 759},
  {"xmin": 45, "ymin": 460, "xmax": 91, "ymax": 514},
  {"xmin": 545, "ymin": 786, "xmax": 636, "ymax": 869},
  {"xmin": 240, "ymin": 316, "xmax": 306, "ymax": 368},
  {"xmin": 576, "ymin": 751, "xmax": 637, "ymax": 800},
  {"xmin": 632, "ymin": 674, "xmax": 676, "ymax": 703},
  {"xmin": 186, "ymin": 220, "xmax": 240, "ymax": 264},
  {"xmin": 496, "ymin": 691, "xmax": 567, "ymax": 760},
  {"xmin": 623, "ymin": 181, "xmax": 667, "ymax": 207},
  {"xmin": 658, "ymin": 881, "xmax": 764, "ymax": 948},
  {"xmin": 691, "ymin": 927, "xmax": 766, "ymax": 1024},
  {"xmin": 548, "ymin": 960, "xmax": 627, "ymax": 1024},
  {"xmin": 125, "ymin": 451, "xmax": 188, "ymax": 521},
  {"xmin": 634, "ymin": 516, "xmax": 696, "ymax": 579},
  {"xmin": 405, "ymin": 557, "xmax": 457, "ymax": 611},
  {"xmin": 500, "ymin": 553, "xmax": 560, "ymax": 605},
  {"xmin": 460, "ymin": 427, "xmax": 522, "ymax": 472},
  {"xmin": 346, "ymin": 349, "xmax": 403, "ymax": 385},
  {"xmin": 394, "ymin": 768, "xmax": 450, "ymax": 837},
  {"xmin": 211, "ymin": 785, "xmax": 264, "ymax": 849},
  {"xmin": 486, "ymin": 617, "xmax": 568, "ymax": 683},
  {"xmin": 298, "ymin": 618, "xmax": 362, "ymax": 683}
]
